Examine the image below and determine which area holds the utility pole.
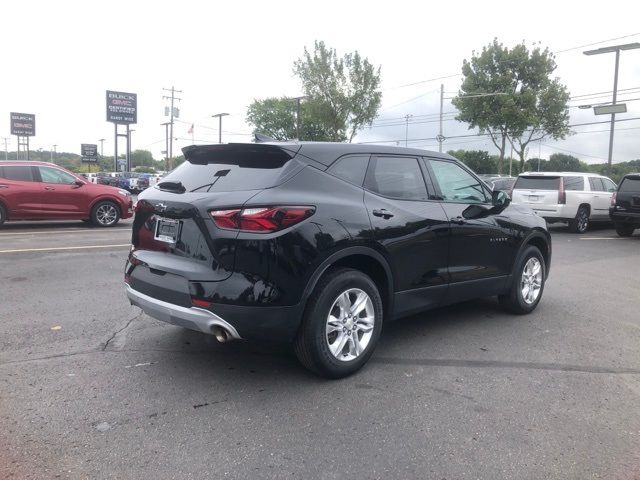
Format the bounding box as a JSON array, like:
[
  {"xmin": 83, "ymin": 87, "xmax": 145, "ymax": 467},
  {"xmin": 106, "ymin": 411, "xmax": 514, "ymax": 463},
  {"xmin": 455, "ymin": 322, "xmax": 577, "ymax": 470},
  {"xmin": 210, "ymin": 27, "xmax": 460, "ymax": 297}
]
[
  {"xmin": 163, "ymin": 86, "xmax": 182, "ymax": 160},
  {"xmin": 404, "ymin": 114, "xmax": 413, "ymax": 147},
  {"xmin": 1, "ymin": 137, "xmax": 8, "ymax": 161},
  {"xmin": 438, "ymin": 83, "xmax": 444, "ymax": 153},
  {"xmin": 290, "ymin": 96, "xmax": 306, "ymax": 140},
  {"xmin": 161, "ymin": 122, "xmax": 171, "ymax": 170},
  {"xmin": 98, "ymin": 138, "xmax": 105, "ymax": 157},
  {"xmin": 584, "ymin": 42, "xmax": 640, "ymax": 174},
  {"xmin": 211, "ymin": 113, "xmax": 229, "ymax": 144},
  {"xmin": 51, "ymin": 144, "xmax": 57, "ymax": 163}
]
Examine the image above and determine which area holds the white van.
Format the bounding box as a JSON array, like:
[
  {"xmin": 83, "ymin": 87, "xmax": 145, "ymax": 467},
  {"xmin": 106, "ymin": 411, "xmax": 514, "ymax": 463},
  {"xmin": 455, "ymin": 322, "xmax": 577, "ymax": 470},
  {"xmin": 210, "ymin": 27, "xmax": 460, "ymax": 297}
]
[{"xmin": 511, "ymin": 172, "xmax": 617, "ymax": 233}]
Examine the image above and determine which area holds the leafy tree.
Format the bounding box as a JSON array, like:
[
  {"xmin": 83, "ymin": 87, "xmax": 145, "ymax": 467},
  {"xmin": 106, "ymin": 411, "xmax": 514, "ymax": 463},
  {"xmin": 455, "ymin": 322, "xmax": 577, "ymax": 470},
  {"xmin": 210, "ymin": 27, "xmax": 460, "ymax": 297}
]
[
  {"xmin": 134, "ymin": 166, "xmax": 157, "ymax": 173},
  {"xmin": 130, "ymin": 149, "xmax": 155, "ymax": 168},
  {"xmin": 447, "ymin": 149, "xmax": 497, "ymax": 174},
  {"xmin": 293, "ymin": 41, "xmax": 382, "ymax": 142},
  {"xmin": 246, "ymin": 97, "xmax": 334, "ymax": 141},
  {"xmin": 453, "ymin": 39, "xmax": 571, "ymax": 173}
]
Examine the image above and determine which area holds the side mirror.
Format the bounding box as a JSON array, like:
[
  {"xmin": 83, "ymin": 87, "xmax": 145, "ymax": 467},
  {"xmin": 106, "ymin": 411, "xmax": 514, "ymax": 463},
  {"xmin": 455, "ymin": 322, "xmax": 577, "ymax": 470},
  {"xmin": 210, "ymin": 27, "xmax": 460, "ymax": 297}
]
[
  {"xmin": 492, "ymin": 190, "xmax": 511, "ymax": 208},
  {"xmin": 73, "ymin": 180, "xmax": 85, "ymax": 188}
]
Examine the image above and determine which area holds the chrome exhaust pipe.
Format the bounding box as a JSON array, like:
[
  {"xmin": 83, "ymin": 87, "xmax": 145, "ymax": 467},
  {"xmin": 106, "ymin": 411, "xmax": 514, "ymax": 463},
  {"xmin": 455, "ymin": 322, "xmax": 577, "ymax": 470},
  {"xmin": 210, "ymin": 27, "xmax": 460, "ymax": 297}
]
[{"xmin": 212, "ymin": 326, "xmax": 229, "ymax": 343}]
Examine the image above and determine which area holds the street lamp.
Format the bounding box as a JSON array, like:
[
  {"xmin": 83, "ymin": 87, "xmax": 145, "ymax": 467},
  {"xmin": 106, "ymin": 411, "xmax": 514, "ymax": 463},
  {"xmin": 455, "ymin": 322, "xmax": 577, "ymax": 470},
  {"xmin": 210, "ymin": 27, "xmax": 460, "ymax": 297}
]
[
  {"xmin": 583, "ymin": 42, "xmax": 640, "ymax": 172},
  {"xmin": 211, "ymin": 113, "xmax": 229, "ymax": 144}
]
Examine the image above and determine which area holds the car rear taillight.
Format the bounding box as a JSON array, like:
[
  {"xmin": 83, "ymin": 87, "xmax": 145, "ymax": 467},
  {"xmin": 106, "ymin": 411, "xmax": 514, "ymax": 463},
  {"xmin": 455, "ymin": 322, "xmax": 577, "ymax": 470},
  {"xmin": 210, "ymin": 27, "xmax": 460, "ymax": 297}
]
[
  {"xmin": 191, "ymin": 298, "xmax": 211, "ymax": 309},
  {"xmin": 210, "ymin": 206, "xmax": 315, "ymax": 232},
  {"xmin": 558, "ymin": 178, "xmax": 566, "ymax": 204},
  {"xmin": 611, "ymin": 192, "xmax": 617, "ymax": 206}
]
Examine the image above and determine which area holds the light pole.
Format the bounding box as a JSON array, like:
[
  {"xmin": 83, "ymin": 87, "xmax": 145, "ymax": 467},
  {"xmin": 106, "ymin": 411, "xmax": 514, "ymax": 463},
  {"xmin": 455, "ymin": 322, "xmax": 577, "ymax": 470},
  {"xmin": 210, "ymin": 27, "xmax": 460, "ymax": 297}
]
[
  {"xmin": 584, "ymin": 42, "xmax": 640, "ymax": 173},
  {"xmin": 51, "ymin": 144, "xmax": 57, "ymax": 164},
  {"xmin": 211, "ymin": 113, "xmax": 229, "ymax": 144},
  {"xmin": 404, "ymin": 114, "xmax": 413, "ymax": 147},
  {"xmin": 161, "ymin": 122, "xmax": 171, "ymax": 170}
]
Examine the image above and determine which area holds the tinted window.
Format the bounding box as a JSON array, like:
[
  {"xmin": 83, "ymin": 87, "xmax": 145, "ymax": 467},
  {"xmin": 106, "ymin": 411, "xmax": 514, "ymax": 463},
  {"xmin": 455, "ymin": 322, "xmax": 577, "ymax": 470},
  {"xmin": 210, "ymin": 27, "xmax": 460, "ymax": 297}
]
[
  {"xmin": 429, "ymin": 160, "xmax": 488, "ymax": 204},
  {"xmin": 619, "ymin": 177, "xmax": 640, "ymax": 193},
  {"xmin": 563, "ymin": 176, "xmax": 584, "ymax": 191},
  {"xmin": 39, "ymin": 167, "xmax": 77, "ymax": 184},
  {"xmin": 160, "ymin": 156, "xmax": 299, "ymax": 193},
  {"xmin": 328, "ymin": 155, "xmax": 369, "ymax": 186},
  {"xmin": 514, "ymin": 176, "xmax": 560, "ymax": 190},
  {"xmin": 601, "ymin": 178, "xmax": 617, "ymax": 192},
  {"xmin": 365, "ymin": 156, "xmax": 428, "ymax": 200},
  {"xmin": 492, "ymin": 178, "xmax": 516, "ymax": 191},
  {"xmin": 588, "ymin": 177, "xmax": 604, "ymax": 192},
  {"xmin": 0, "ymin": 165, "xmax": 35, "ymax": 182}
]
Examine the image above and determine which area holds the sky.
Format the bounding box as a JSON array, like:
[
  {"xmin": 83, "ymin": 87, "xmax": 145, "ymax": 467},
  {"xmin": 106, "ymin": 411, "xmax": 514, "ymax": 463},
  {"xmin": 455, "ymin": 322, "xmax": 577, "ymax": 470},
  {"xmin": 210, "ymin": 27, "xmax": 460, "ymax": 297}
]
[{"xmin": 1, "ymin": 0, "xmax": 640, "ymax": 166}]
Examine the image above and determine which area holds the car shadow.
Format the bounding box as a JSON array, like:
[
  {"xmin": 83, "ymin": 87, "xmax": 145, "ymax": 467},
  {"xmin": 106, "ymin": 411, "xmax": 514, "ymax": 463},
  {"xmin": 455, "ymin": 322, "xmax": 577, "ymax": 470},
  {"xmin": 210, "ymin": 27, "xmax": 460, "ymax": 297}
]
[{"xmin": 0, "ymin": 219, "xmax": 132, "ymax": 231}]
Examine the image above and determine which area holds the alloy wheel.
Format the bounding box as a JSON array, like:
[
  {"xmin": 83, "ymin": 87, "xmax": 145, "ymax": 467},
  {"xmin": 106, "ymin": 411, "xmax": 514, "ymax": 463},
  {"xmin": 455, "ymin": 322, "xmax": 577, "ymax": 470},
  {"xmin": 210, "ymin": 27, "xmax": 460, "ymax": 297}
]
[
  {"xmin": 520, "ymin": 257, "xmax": 543, "ymax": 305},
  {"xmin": 96, "ymin": 204, "xmax": 117, "ymax": 226},
  {"xmin": 325, "ymin": 288, "xmax": 375, "ymax": 362}
]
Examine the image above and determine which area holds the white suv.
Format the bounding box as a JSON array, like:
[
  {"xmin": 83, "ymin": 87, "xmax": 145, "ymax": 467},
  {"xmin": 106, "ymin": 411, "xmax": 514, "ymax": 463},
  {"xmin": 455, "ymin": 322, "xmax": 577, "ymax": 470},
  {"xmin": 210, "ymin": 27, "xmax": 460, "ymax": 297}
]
[{"xmin": 511, "ymin": 172, "xmax": 617, "ymax": 233}]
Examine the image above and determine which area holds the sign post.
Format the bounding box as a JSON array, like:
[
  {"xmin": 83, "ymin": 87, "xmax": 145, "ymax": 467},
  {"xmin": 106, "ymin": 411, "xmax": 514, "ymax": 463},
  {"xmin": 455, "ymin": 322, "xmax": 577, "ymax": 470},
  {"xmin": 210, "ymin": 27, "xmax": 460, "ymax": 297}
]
[
  {"xmin": 106, "ymin": 91, "xmax": 137, "ymax": 172},
  {"xmin": 10, "ymin": 112, "xmax": 36, "ymax": 160},
  {"xmin": 81, "ymin": 143, "xmax": 99, "ymax": 172}
]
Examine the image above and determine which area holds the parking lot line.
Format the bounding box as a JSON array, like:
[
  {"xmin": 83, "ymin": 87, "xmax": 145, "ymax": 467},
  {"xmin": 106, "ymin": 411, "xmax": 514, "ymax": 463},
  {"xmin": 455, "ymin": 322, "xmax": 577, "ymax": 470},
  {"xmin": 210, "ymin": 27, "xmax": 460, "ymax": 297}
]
[
  {"xmin": 0, "ymin": 244, "xmax": 131, "ymax": 254},
  {"xmin": 0, "ymin": 229, "xmax": 131, "ymax": 237},
  {"xmin": 578, "ymin": 237, "xmax": 624, "ymax": 240}
]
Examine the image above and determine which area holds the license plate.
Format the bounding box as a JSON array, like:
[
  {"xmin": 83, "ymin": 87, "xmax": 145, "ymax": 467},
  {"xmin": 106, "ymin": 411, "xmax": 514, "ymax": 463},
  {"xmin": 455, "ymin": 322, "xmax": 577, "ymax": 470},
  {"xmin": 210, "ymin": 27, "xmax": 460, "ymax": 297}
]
[
  {"xmin": 154, "ymin": 217, "xmax": 181, "ymax": 243},
  {"xmin": 528, "ymin": 195, "xmax": 539, "ymax": 202}
]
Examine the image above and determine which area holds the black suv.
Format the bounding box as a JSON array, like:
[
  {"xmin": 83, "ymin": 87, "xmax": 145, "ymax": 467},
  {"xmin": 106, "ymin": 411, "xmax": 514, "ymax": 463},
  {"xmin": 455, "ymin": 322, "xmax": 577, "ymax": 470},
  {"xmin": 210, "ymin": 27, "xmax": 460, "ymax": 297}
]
[
  {"xmin": 610, "ymin": 173, "xmax": 640, "ymax": 236},
  {"xmin": 124, "ymin": 142, "xmax": 551, "ymax": 378}
]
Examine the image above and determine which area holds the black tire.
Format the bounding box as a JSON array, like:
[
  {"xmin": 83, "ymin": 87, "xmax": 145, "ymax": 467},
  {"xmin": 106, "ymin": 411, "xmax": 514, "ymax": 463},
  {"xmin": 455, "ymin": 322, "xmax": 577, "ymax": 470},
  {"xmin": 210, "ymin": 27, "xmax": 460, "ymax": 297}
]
[
  {"xmin": 294, "ymin": 268, "xmax": 384, "ymax": 379},
  {"xmin": 615, "ymin": 224, "xmax": 635, "ymax": 237},
  {"xmin": 0, "ymin": 203, "xmax": 6, "ymax": 226},
  {"xmin": 499, "ymin": 245, "xmax": 546, "ymax": 315},
  {"xmin": 568, "ymin": 206, "xmax": 590, "ymax": 233},
  {"xmin": 91, "ymin": 201, "xmax": 120, "ymax": 227}
]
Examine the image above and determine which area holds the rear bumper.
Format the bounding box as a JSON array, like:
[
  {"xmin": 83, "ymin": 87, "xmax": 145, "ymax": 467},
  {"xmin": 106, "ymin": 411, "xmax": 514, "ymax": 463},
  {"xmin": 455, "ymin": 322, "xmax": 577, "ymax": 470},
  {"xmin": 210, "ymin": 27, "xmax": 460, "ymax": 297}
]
[
  {"xmin": 513, "ymin": 203, "xmax": 575, "ymax": 221},
  {"xmin": 126, "ymin": 284, "xmax": 242, "ymax": 339},
  {"xmin": 610, "ymin": 209, "xmax": 640, "ymax": 224}
]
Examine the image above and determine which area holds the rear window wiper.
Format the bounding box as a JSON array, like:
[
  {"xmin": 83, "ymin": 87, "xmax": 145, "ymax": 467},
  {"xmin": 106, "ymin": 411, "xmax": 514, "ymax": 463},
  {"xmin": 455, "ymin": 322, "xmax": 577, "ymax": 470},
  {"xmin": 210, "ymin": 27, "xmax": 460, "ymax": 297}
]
[
  {"xmin": 190, "ymin": 169, "xmax": 231, "ymax": 192},
  {"xmin": 157, "ymin": 181, "xmax": 186, "ymax": 193}
]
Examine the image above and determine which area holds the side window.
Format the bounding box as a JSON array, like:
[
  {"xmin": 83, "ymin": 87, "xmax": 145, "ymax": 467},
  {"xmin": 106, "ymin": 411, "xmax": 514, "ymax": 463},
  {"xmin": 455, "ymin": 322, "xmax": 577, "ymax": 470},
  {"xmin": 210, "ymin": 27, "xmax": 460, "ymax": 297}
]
[
  {"xmin": 365, "ymin": 156, "xmax": 428, "ymax": 200},
  {"xmin": 428, "ymin": 160, "xmax": 489, "ymax": 204},
  {"xmin": 328, "ymin": 155, "xmax": 369, "ymax": 186},
  {"xmin": 588, "ymin": 177, "xmax": 605, "ymax": 192},
  {"xmin": 564, "ymin": 176, "xmax": 584, "ymax": 191},
  {"xmin": 1, "ymin": 165, "xmax": 35, "ymax": 182},
  {"xmin": 601, "ymin": 178, "xmax": 617, "ymax": 192},
  {"xmin": 39, "ymin": 167, "xmax": 77, "ymax": 184}
]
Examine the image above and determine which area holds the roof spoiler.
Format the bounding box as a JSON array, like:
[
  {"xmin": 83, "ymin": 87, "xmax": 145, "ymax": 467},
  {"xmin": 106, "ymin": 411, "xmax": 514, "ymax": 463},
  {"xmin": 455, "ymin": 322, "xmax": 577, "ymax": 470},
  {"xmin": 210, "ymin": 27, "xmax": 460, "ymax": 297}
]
[{"xmin": 182, "ymin": 143, "xmax": 301, "ymax": 166}]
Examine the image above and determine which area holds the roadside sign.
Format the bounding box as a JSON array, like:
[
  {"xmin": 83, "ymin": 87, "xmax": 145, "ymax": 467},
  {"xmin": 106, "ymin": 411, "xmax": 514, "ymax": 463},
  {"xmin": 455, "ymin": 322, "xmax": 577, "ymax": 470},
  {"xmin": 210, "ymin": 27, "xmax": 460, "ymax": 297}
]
[
  {"xmin": 10, "ymin": 112, "xmax": 36, "ymax": 136},
  {"xmin": 81, "ymin": 143, "xmax": 98, "ymax": 163},
  {"xmin": 106, "ymin": 91, "xmax": 137, "ymax": 124},
  {"xmin": 594, "ymin": 104, "xmax": 627, "ymax": 115}
]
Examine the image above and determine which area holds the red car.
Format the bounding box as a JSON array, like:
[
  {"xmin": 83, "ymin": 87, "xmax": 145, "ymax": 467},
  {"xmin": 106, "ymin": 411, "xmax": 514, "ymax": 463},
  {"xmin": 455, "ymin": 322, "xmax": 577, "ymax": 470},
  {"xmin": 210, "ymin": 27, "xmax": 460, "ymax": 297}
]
[{"xmin": 0, "ymin": 161, "xmax": 133, "ymax": 227}]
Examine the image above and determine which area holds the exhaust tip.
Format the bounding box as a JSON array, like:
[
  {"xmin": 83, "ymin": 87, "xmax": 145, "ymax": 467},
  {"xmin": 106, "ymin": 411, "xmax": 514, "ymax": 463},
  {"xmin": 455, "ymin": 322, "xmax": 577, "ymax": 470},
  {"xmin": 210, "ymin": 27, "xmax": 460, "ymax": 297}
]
[{"xmin": 212, "ymin": 326, "xmax": 228, "ymax": 343}]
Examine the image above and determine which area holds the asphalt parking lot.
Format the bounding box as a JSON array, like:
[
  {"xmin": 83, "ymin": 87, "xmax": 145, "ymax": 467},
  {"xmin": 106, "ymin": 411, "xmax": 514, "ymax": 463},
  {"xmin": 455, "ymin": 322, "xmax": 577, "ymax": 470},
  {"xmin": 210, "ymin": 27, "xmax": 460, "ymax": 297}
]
[{"xmin": 1, "ymin": 220, "xmax": 639, "ymax": 480}]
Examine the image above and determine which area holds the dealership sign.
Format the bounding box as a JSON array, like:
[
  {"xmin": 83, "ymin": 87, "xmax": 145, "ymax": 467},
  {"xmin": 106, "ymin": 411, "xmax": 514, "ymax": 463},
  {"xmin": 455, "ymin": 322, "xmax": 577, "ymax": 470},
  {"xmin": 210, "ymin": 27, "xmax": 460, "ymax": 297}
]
[
  {"xmin": 10, "ymin": 112, "xmax": 36, "ymax": 136},
  {"xmin": 81, "ymin": 143, "xmax": 98, "ymax": 163},
  {"xmin": 106, "ymin": 91, "xmax": 137, "ymax": 124}
]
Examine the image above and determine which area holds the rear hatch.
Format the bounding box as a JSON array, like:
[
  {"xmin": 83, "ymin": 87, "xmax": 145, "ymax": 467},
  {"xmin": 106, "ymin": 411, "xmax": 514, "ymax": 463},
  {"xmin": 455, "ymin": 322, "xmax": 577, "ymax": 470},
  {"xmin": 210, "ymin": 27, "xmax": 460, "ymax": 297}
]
[
  {"xmin": 615, "ymin": 174, "xmax": 640, "ymax": 213},
  {"xmin": 512, "ymin": 175, "xmax": 561, "ymax": 207},
  {"xmin": 130, "ymin": 143, "xmax": 304, "ymax": 286}
]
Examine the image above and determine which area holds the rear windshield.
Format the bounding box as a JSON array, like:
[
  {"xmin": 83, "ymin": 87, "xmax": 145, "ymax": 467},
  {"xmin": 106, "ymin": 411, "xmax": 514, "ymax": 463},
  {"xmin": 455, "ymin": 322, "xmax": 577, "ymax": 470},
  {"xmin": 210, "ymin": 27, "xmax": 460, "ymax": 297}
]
[
  {"xmin": 160, "ymin": 157, "xmax": 300, "ymax": 193},
  {"xmin": 619, "ymin": 177, "xmax": 640, "ymax": 193},
  {"xmin": 514, "ymin": 176, "xmax": 560, "ymax": 190}
]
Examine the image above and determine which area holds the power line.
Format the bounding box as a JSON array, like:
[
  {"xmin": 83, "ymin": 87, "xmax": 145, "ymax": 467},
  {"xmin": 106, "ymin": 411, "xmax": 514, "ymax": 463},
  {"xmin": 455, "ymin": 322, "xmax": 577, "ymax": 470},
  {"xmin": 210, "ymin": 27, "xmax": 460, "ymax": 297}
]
[{"xmin": 555, "ymin": 32, "xmax": 640, "ymax": 54}]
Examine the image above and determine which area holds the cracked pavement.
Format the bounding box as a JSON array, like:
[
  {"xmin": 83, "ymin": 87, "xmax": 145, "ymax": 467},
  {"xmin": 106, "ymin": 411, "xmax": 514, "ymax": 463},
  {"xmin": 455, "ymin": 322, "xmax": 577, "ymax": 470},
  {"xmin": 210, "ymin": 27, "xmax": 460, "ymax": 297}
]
[{"xmin": 1, "ymin": 221, "xmax": 640, "ymax": 479}]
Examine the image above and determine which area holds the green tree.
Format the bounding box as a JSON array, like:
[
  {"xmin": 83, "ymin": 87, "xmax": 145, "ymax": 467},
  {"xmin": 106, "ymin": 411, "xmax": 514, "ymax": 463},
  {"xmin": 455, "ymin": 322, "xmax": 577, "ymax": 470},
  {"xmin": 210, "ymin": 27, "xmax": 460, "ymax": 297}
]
[
  {"xmin": 246, "ymin": 97, "xmax": 334, "ymax": 141},
  {"xmin": 452, "ymin": 39, "xmax": 571, "ymax": 173},
  {"xmin": 447, "ymin": 149, "xmax": 497, "ymax": 174},
  {"xmin": 547, "ymin": 153, "xmax": 586, "ymax": 172},
  {"xmin": 293, "ymin": 40, "xmax": 382, "ymax": 142},
  {"xmin": 130, "ymin": 149, "xmax": 155, "ymax": 168}
]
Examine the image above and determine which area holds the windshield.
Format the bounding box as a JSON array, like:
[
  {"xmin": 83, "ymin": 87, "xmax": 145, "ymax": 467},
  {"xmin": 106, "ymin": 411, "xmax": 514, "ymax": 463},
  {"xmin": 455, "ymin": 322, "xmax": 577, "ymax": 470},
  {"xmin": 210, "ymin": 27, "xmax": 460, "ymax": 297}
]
[{"xmin": 514, "ymin": 176, "xmax": 561, "ymax": 190}]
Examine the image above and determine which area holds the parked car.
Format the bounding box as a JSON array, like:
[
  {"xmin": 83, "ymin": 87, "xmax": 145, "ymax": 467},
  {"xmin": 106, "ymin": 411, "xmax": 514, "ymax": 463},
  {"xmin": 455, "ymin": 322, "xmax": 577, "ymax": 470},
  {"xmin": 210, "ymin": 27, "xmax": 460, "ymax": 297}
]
[
  {"xmin": 511, "ymin": 172, "xmax": 617, "ymax": 233},
  {"xmin": 609, "ymin": 173, "xmax": 640, "ymax": 237},
  {"xmin": 124, "ymin": 142, "xmax": 551, "ymax": 378},
  {"xmin": 0, "ymin": 161, "xmax": 133, "ymax": 226},
  {"xmin": 485, "ymin": 176, "xmax": 517, "ymax": 195},
  {"xmin": 82, "ymin": 172, "xmax": 100, "ymax": 184}
]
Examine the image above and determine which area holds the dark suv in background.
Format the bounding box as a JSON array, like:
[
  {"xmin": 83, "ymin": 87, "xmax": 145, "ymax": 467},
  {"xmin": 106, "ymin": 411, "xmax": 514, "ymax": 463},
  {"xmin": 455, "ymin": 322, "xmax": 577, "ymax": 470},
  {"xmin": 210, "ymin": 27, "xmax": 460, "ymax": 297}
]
[
  {"xmin": 610, "ymin": 173, "xmax": 640, "ymax": 236},
  {"xmin": 124, "ymin": 142, "xmax": 551, "ymax": 378}
]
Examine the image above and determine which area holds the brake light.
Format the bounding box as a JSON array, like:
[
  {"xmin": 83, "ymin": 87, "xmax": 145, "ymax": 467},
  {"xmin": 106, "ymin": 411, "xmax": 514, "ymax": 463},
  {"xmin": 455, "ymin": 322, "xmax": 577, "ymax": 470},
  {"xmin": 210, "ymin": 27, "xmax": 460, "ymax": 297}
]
[
  {"xmin": 210, "ymin": 206, "xmax": 315, "ymax": 232},
  {"xmin": 611, "ymin": 192, "xmax": 617, "ymax": 206},
  {"xmin": 558, "ymin": 178, "xmax": 566, "ymax": 204},
  {"xmin": 191, "ymin": 298, "xmax": 211, "ymax": 308}
]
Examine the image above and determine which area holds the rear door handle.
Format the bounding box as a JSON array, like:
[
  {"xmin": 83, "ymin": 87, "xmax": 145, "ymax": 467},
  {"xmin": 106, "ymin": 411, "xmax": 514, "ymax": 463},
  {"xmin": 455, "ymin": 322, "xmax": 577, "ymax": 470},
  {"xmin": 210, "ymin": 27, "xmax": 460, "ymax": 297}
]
[
  {"xmin": 44, "ymin": 186, "xmax": 55, "ymax": 191},
  {"xmin": 451, "ymin": 216, "xmax": 466, "ymax": 225},
  {"xmin": 372, "ymin": 209, "xmax": 394, "ymax": 219}
]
